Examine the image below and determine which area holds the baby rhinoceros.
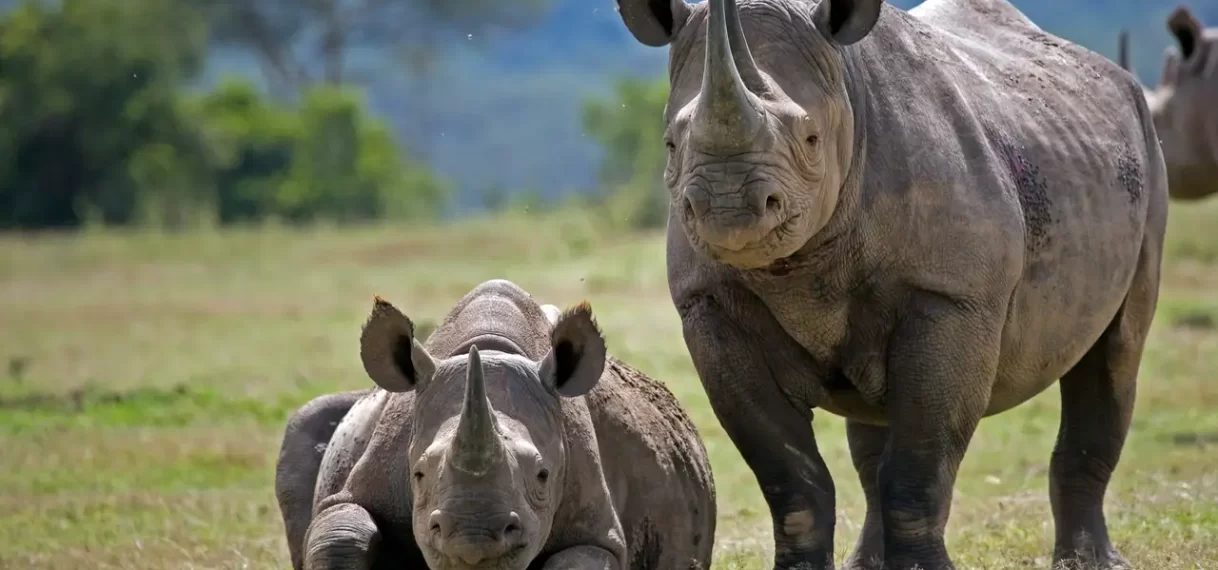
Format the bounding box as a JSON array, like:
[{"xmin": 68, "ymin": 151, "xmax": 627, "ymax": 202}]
[{"xmin": 274, "ymin": 280, "xmax": 716, "ymax": 570}]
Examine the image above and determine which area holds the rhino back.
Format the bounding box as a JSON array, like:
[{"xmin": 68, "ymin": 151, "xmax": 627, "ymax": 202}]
[
  {"xmin": 584, "ymin": 357, "xmax": 716, "ymax": 569},
  {"xmin": 424, "ymin": 279, "xmax": 554, "ymax": 359}
]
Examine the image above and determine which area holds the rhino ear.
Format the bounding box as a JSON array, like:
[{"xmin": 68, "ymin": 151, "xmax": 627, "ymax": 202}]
[
  {"xmin": 539, "ymin": 301, "xmax": 606, "ymax": 398},
  {"xmin": 1167, "ymin": 6, "xmax": 1202, "ymax": 61},
  {"xmin": 617, "ymin": 0, "xmax": 692, "ymax": 47},
  {"xmin": 360, "ymin": 296, "xmax": 438, "ymax": 392},
  {"xmin": 812, "ymin": 0, "xmax": 882, "ymax": 46}
]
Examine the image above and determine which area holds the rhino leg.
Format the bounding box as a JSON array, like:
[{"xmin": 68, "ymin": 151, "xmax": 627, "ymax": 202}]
[
  {"xmin": 840, "ymin": 421, "xmax": 887, "ymax": 570},
  {"xmin": 877, "ymin": 295, "xmax": 1001, "ymax": 570},
  {"xmin": 678, "ymin": 293, "xmax": 836, "ymax": 570},
  {"xmin": 275, "ymin": 391, "xmax": 366, "ymax": 570},
  {"xmin": 303, "ymin": 503, "xmax": 382, "ymax": 570},
  {"xmin": 538, "ymin": 545, "xmax": 620, "ymax": 570},
  {"xmin": 1048, "ymin": 257, "xmax": 1156, "ymax": 569}
]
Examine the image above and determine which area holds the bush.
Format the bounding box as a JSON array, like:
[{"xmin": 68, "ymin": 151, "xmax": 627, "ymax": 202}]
[
  {"xmin": 191, "ymin": 80, "xmax": 447, "ymax": 225},
  {"xmin": 0, "ymin": 1, "xmax": 447, "ymax": 230},
  {"xmin": 0, "ymin": 0, "xmax": 207, "ymax": 229},
  {"xmin": 582, "ymin": 76, "xmax": 670, "ymax": 230}
]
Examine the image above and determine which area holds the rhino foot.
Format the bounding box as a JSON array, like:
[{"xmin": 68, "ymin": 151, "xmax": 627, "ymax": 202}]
[
  {"xmin": 837, "ymin": 553, "xmax": 883, "ymax": 570},
  {"xmin": 1052, "ymin": 546, "xmax": 1131, "ymax": 570},
  {"xmin": 774, "ymin": 563, "xmax": 833, "ymax": 570}
]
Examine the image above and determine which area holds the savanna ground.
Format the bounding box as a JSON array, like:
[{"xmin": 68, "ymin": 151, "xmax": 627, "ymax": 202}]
[{"xmin": 1, "ymin": 203, "xmax": 1217, "ymax": 570}]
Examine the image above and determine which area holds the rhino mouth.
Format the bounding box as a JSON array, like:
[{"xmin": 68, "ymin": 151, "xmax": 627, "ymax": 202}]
[
  {"xmin": 422, "ymin": 541, "xmax": 530, "ymax": 570},
  {"xmin": 691, "ymin": 210, "xmax": 804, "ymax": 269}
]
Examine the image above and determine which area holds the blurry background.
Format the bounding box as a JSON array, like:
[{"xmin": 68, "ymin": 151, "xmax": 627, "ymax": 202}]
[
  {"xmin": 0, "ymin": 0, "xmax": 1207, "ymax": 230},
  {"xmin": 2, "ymin": 1, "xmax": 1216, "ymax": 568}
]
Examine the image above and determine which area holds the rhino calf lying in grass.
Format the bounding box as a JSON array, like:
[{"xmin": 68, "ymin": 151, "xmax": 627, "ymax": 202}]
[
  {"xmin": 1119, "ymin": 6, "xmax": 1218, "ymax": 200},
  {"xmin": 274, "ymin": 280, "xmax": 716, "ymax": 570}
]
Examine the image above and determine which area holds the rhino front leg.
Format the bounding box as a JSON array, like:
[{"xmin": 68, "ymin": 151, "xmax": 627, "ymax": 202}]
[
  {"xmin": 841, "ymin": 421, "xmax": 887, "ymax": 570},
  {"xmin": 880, "ymin": 294, "xmax": 1002, "ymax": 570},
  {"xmin": 539, "ymin": 546, "xmax": 621, "ymax": 570},
  {"xmin": 678, "ymin": 292, "xmax": 836, "ymax": 570},
  {"xmin": 303, "ymin": 503, "xmax": 382, "ymax": 570}
]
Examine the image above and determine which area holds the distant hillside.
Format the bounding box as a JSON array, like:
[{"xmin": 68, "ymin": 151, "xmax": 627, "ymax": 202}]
[{"xmin": 94, "ymin": 0, "xmax": 1218, "ymax": 211}]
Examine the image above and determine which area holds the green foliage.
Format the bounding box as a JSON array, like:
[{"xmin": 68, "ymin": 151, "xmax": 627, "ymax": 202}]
[
  {"xmin": 0, "ymin": 0, "xmax": 208, "ymax": 229},
  {"xmin": 281, "ymin": 87, "xmax": 445, "ymax": 223},
  {"xmin": 582, "ymin": 76, "xmax": 671, "ymax": 230},
  {"xmin": 191, "ymin": 79, "xmax": 297, "ymax": 224},
  {"xmin": 0, "ymin": 1, "xmax": 447, "ymax": 230},
  {"xmin": 193, "ymin": 80, "xmax": 447, "ymax": 225}
]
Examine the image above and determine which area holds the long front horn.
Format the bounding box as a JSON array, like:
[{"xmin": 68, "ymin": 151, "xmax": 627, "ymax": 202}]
[
  {"xmin": 449, "ymin": 346, "xmax": 504, "ymax": 474},
  {"xmin": 725, "ymin": 0, "xmax": 766, "ymax": 91},
  {"xmin": 694, "ymin": 0, "xmax": 765, "ymax": 152}
]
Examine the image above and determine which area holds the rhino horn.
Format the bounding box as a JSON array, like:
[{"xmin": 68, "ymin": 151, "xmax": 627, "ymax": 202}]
[
  {"xmin": 450, "ymin": 346, "xmax": 504, "ymax": 474},
  {"xmin": 695, "ymin": 0, "xmax": 765, "ymax": 151},
  {"xmin": 725, "ymin": 0, "xmax": 766, "ymax": 90},
  {"xmin": 1117, "ymin": 29, "xmax": 1131, "ymax": 72}
]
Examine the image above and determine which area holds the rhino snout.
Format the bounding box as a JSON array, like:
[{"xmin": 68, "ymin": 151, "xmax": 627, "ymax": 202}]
[
  {"xmin": 683, "ymin": 183, "xmax": 785, "ymax": 252},
  {"xmin": 428, "ymin": 508, "xmax": 524, "ymax": 564}
]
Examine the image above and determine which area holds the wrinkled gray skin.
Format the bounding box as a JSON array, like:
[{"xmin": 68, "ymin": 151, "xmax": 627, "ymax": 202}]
[
  {"xmin": 615, "ymin": 0, "xmax": 1165, "ymax": 569},
  {"xmin": 274, "ymin": 280, "xmax": 715, "ymax": 570},
  {"xmin": 1119, "ymin": 7, "xmax": 1218, "ymax": 201}
]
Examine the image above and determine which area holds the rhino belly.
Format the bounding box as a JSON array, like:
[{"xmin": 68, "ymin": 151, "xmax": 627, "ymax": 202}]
[{"xmin": 987, "ymin": 256, "xmax": 1141, "ymax": 416}]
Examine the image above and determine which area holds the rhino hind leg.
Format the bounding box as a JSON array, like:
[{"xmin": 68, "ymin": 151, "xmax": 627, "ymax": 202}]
[
  {"xmin": 840, "ymin": 421, "xmax": 887, "ymax": 570},
  {"xmin": 275, "ymin": 391, "xmax": 367, "ymax": 570},
  {"xmin": 1048, "ymin": 270, "xmax": 1155, "ymax": 568}
]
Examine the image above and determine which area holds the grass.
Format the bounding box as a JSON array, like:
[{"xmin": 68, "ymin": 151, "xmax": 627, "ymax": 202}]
[{"xmin": 1, "ymin": 204, "xmax": 1217, "ymax": 569}]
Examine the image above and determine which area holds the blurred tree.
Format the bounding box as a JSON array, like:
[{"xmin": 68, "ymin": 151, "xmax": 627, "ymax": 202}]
[
  {"xmin": 191, "ymin": 78, "xmax": 447, "ymax": 224},
  {"xmin": 192, "ymin": 0, "xmax": 555, "ymax": 96},
  {"xmin": 582, "ymin": 76, "xmax": 670, "ymax": 230},
  {"xmin": 190, "ymin": 79, "xmax": 297, "ymax": 224},
  {"xmin": 278, "ymin": 86, "xmax": 446, "ymax": 222},
  {"xmin": 0, "ymin": 0, "xmax": 208, "ymax": 229},
  {"xmin": 0, "ymin": 0, "xmax": 447, "ymax": 230}
]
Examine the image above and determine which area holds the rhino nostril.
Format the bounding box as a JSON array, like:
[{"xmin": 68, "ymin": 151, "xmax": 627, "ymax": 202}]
[
  {"xmin": 503, "ymin": 512, "xmax": 522, "ymax": 538},
  {"xmin": 765, "ymin": 194, "xmax": 782, "ymax": 213},
  {"xmin": 428, "ymin": 509, "xmax": 448, "ymax": 536},
  {"xmin": 684, "ymin": 186, "xmax": 710, "ymax": 219},
  {"xmin": 683, "ymin": 196, "xmax": 697, "ymax": 222}
]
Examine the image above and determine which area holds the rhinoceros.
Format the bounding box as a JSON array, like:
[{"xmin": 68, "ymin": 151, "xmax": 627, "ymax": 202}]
[
  {"xmin": 274, "ymin": 280, "xmax": 716, "ymax": 570},
  {"xmin": 613, "ymin": 0, "xmax": 1165, "ymax": 569},
  {"xmin": 1119, "ymin": 6, "xmax": 1218, "ymax": 200}
]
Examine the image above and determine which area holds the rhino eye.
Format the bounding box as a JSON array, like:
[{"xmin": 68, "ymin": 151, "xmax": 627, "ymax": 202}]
[
  {"xmin": 413, "ymin": 471, "xmax": 424, "ymax": 483},
  {"xmin": 806, "ymin": 134, "xmax": 820, "ymax": 147},
  {"xmin": 537, "ymin": 468, "xmax": 550, "ymax": 483},
  {"xmin": 665, "ymin": 140, "xmax": 676, "ymax": 153}
]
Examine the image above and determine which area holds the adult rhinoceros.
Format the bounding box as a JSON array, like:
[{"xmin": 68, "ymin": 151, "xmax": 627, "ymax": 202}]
[
  {"xmin": 274, "ymin": 280, "xmax": 716, "ymax": 570},
  {"xmin": 613, "ymin": 0, "xmax": 1165, "ymax": 569},
  {"xmin": 1119, "ymin": 6, "xmax": 1218, "ymax": 201}
]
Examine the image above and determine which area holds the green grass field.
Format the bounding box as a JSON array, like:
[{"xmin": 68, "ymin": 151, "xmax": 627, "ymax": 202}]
[{"xmin": 2, "ymin": 205, "xmax": 1216, "ymax": 569}]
